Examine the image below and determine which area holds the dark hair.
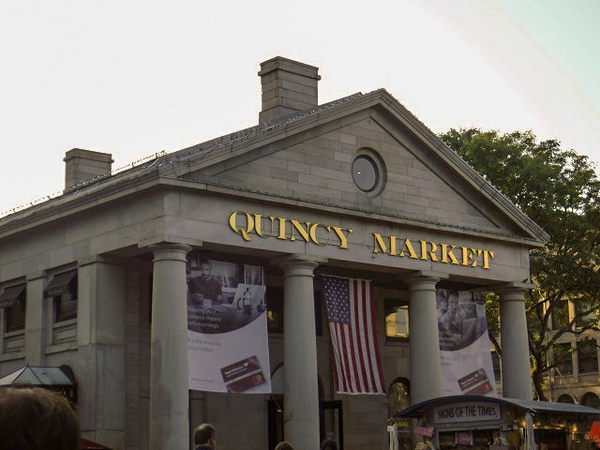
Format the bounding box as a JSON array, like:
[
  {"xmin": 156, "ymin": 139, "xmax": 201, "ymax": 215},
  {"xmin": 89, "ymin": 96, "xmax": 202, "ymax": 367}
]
[
  {"xmin": 321, "ymin": 439, "xmax": 338, "ymax": 450},
  {"xmin": 274, "ymin": 442, "xmax": 295, "ymax": 450},
  {"xmin": 0, "ymin": 387, "xmax": 80, "ymax": 450},
  {"xmin": 194, "ymin": 423, "xmax": 216, "ymax": 446}
]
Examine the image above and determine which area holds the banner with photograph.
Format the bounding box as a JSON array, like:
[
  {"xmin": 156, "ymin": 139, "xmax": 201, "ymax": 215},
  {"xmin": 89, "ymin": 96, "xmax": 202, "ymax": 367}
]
[
  {"xmin": 187, "ymin": 257, "xmax": 271, "ymax": 393},
  {"xmin": 436, "ymin": 289, "xmax": 497, "ymax": 396}
]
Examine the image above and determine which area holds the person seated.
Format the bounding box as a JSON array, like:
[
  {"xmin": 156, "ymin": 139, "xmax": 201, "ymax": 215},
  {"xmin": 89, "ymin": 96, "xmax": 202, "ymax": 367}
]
[{"xmin": 189, "ymin": 259, "xmax": 223, "ymax": 306}]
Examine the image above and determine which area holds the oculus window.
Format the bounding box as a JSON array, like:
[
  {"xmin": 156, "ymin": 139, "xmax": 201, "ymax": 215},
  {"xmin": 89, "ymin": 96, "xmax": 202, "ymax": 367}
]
[
  {"xmin": 351, "ymin": 150, "xmax": 386, "ymax": 195},
  {"xmin": 352, "ymin": 155, "xmax": 378, "ymax": 192}
]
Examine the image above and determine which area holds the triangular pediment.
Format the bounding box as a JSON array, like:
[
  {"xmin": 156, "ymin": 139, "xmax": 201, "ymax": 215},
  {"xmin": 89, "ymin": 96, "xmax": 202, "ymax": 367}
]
[{"xmin": 171, "ymin": 90, "xmax": 547, "ymax": 245}]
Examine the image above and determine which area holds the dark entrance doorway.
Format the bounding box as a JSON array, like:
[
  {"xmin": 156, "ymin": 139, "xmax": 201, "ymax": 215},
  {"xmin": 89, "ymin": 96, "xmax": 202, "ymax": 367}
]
[{"xmin": 267, "ymin": 397, "xmax": 343, "ymax": 450}]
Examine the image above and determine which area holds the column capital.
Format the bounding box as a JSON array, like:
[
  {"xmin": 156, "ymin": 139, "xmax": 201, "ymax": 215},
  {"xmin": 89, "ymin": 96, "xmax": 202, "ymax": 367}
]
[
  {"xmin": 404, "ymin": 271, "xmax": 446, "ymax": 290},
  {"xmin": 150, "ymin": 243, "xmax": 192, "ymax": 252},
  {"xmin": 151, "ymin": 244, "xmax": 192, "ymax": 264},
  {"xmin": 495, "ymin": 281, "xmax": 535, "ymax": 301},
  {"xmin": 273, "ymin": 254, "xmax": 328, "ymax": 275}
]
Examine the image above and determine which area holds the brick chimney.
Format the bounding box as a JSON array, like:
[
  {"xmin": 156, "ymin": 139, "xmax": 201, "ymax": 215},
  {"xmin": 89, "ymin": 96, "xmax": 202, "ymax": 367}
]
[
  {"xmin": 258, "ymin": 56, "xmax": 321, "ymax": 123},
  {"xmin": 64, "ymin": 148, "xmax": 113, "ymax": 189}
]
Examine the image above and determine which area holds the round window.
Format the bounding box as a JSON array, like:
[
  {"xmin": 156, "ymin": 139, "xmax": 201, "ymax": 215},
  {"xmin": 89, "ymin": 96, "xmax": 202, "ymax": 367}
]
[{"xmin": 352, "ymin": 155, "xmax": 379, "ymax": 192}]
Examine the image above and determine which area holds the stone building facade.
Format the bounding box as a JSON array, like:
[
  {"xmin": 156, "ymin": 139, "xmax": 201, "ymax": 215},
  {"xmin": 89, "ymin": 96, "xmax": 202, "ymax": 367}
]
[
  {"xmin": 545, "ymin": 300, "xmax": 600, "ymax": 408},
  {"xmin": 0, "ymin": 57, "xmax": 548, "ymax": 450}
]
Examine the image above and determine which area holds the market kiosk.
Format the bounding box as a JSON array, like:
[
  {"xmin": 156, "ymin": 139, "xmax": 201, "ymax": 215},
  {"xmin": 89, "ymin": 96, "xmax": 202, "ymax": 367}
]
[{"xmin": 392, "ymin": 395, "xmax": 600, "ymax": 450}]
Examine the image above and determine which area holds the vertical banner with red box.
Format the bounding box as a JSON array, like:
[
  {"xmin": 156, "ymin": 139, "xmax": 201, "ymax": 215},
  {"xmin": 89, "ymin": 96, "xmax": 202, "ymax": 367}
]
[
  {"xmin": 436, "ymin": 289, "xmax": 497, "ymax": 396},
  {"xmin": 187, "ymin": 257, "xmax": 271, "ymax": 393}
]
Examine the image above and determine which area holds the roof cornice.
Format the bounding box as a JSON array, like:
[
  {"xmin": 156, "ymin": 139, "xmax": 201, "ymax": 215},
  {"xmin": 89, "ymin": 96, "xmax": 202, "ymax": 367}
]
[
  {"xmin": 0, "ymin": 171, "xmax": 544, "ymax": 248},
  {"xmin": 0, "ymin": 89, "xmax": 548, "ymax": 246}
]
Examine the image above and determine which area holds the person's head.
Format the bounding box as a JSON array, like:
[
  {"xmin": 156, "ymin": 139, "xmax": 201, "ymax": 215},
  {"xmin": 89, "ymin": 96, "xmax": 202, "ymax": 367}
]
[
  {"xmin": 0, "ymin": 387, "xmax": 80, "ymax": 450},
  {"xmin": 199, "ymin": 260, "xmax": 212, "ymax": 280},
  {"xmin": 274, "ymin": 442, "xmax": 295, "ymax": 450},
  {"xmin": 321, "ymin": 439, "xmax": 338, "ymax": 450},
  {"xmin": 194, "ymin": 423, "xmax": 216, "ymax": 449}
]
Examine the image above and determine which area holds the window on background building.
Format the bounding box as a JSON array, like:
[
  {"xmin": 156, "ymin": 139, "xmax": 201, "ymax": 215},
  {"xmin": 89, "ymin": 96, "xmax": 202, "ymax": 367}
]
[
  {"xmin": 556, "ymin": 394, "xmax": 575, "ymax": 404},
  {"xmin": 388, "ymin": 377, "xmax": 410, "ymax": 417},
  {"xmin": 491, "ymin": 351, "xmax": 501, "ymax": 383},
  {"xmin": 385, "ymin": 299, "xmax": 409, "ymax": 341},
  {"xmin": 577, "ymin": 338, "xmax": 598, "ymax": 374},
  {"xmin": 574, "ymin": 300, "xmax": 596, "ymax": 328},
  {"xmin": 553, "ymin": 343, "xmax": 573, "ymax": 375},
  {"xmin": 581, "ymin": 392, "xmax": 600, "ymax": 409},
  {"xmin": 552, "ymin": 301, "xmax": 570, "ymax": 330},
  {"xmin": 0, "ymin": 284, "xmax": 27, "ymax": 333},
  {"xmin": 44, "ymin": 270, "xmax": 78, "ymax": 323}
]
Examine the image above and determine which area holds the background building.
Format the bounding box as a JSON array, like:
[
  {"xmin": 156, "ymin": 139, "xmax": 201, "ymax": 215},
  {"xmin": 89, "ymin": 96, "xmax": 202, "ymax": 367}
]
[{"xmin": 547, "ymin": 300, "xmax": 600, "ymax": 407}]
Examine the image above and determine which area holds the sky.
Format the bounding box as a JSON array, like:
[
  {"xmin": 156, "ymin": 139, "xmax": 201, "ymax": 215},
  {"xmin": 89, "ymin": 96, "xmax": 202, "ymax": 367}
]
[{"xmin": 0, "ymin": 0, "xmax": 598, "ymax": 214}]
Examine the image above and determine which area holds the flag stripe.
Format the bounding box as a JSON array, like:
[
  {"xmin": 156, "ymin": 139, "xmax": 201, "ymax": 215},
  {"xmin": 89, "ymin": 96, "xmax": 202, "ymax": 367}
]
[
  {"xmin": 354, "ymin": 279, "xmax": 371, "ymax": 392},
  {"xmin": 339, "ymin": 325, "xmax": 351, "ymax": 392},
  {"xmin": 342, "ymin": 324, "xmax": 358, "ymax": 392},
  {"xmin": 328, "ymin": 323, "xmax": 345, "ymax": 391},
  {"xmin": 357, "ymin": 280, "xmax": 374, "ymax": 392},
  {"xmin": 334, "ymin": 323, "xmax": 351, "ymax": 392},
  {"xmin": 350, "ymin": 280, "xmax": 366, "ymax": 392},
  {"xmin": 342, "ymin": 326, "xmax": 353, "ymax": 392},
  {"xmin": 334, "ymin": 328, "xmax": 345, "ymax": 391},
  {"xmin": 323, "ymin": 275, "xmax": 385, "ymax": 394}
]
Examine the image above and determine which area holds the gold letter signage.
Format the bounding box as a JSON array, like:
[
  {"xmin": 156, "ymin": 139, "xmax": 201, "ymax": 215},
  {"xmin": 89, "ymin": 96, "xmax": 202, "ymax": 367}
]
[
  {"xmin": 229, "ymin": 212, "xmax": 494, "ymax": 269},
  {"xmin": 229, "ymin": 211, "xmax": 353, "ymax": 249},
  {"xmin": 372, "ymin": 233, "xmax": 494, "ymax": 269}
]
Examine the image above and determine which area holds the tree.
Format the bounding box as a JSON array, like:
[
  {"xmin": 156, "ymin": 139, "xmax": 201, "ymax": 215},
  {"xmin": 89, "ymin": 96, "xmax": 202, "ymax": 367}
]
[{"xmin": 439, "ymin": 128, "xmax": 600, "ymax": 400}]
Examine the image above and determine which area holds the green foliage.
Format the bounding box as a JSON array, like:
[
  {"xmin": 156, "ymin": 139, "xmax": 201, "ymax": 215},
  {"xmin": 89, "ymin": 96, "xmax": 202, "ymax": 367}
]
[{"xmin": 440, "ymin": 128, "xmax": 600, "ymax": 400}]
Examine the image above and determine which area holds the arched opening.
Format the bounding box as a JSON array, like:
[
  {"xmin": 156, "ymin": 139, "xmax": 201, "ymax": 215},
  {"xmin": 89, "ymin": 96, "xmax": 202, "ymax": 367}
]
[
  {"xmin": 556, "ymin": 394, "xmax": 575, "ymax": 404},
  {"xmin": 388, "ymin": 377, "xmax": 411, "ymax": 417},
  {"xmin": 581, "ymin": 392, "xmax": 600, "ymax": 409}
]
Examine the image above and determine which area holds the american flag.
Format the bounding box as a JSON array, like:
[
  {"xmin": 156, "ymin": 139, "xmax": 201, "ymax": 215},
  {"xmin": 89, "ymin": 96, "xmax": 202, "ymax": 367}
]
[{"xmin": 322, "ymin": 276, "xmax": 385, "ymax": 394}]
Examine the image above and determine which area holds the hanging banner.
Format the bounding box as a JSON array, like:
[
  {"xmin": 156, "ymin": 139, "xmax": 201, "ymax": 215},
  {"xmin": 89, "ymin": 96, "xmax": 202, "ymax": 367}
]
[
  {"xmin": 436, "ymin": 289, "xmax": 497, "ymax": 396},
  {"xmin": 187, "ymin": 257, "xmax": 271, "ymax": 393}
]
